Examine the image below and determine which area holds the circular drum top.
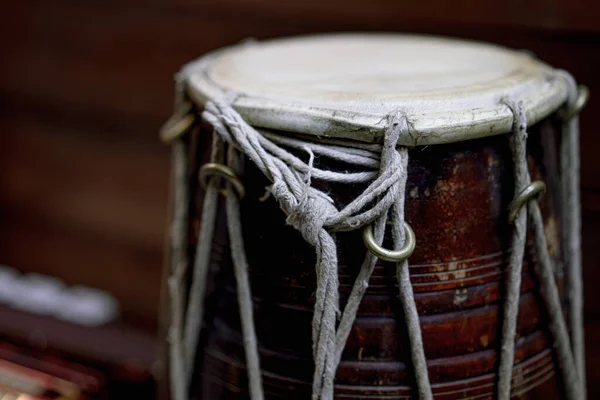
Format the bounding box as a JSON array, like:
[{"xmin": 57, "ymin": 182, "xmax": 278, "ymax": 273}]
[{"xmin": 182, "ymin": 33, "xmax": 568, "ymax": 145}]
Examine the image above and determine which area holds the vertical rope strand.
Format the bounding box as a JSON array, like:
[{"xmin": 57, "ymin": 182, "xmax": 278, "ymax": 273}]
[
  {"xmin": 497, "ymin": 101, "xmax": 530, "ymax": 400},
  {"xmin": 225, "ymin": 147, "xmax": 265, "ymax": 400},
  {"xmin": 389, "ymin": 148, "xmax": 432, "ymax": 400},
  {"xmin": 183, "ymin": 136, "xmax": 223, "ymax": 380},
  {"xmin": 333, "ymin": 215, "xmax": 386, "ymax": 364},
  {"xmin": 529, "ymin": 193, "xmax": 581, "ymax": 400},
  {"xmin": 199, "ymin": 100, "xmax": 462, "ymax": 399},
  {"xmin": 330, "ymin": 115, "xmax": 410, "ymax": 400},
  {"xmin": 395, "ymin": 257, "xmax": 432, "ymax": 400},
  {"xmin": 310, "ymin": 231, "xmax": 339, "ymax": 400},
  {"xmin": 172, "ymin": 91, "xmax": 586, "ymax": 400},
  {"xmin": 333, "ymin": 114, "xmax": 403, "ymax": 364},
  {"xmin": 168, "ymin": 138, "xmax": 190, "ymax": 400},
  {"xmin": 558, "ymin": 70, "xmax": 586, "ymax": 398},
  {"xmin": 504, "ymin": 99, "xmax": 581, "ymax": 400}
]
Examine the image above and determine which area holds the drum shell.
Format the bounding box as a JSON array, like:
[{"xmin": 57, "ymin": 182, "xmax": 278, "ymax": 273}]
[{"xmin": 185, "ymin": 117, "xmax": 566, "ymax": 399}]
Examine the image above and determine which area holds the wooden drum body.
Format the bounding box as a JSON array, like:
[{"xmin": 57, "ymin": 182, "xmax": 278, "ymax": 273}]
[
  {"xmin": 164, "ymin": 34, "xmax": 584, "ymax": 399},
  {"xmin": 188, "ymin": 121, "xmax": 562, "ymax": 399}
]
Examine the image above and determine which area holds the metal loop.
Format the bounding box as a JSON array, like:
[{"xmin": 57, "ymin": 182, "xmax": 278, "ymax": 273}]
[
  {"xmin": 160, "ymin": 112, "xmax": 196, "ymax": 143},
  {"xmin": 508, "ymin": 180, "xmax": 546, "ymax": 222},
  {"xmin": 199, "ymin": 163, "xmax": 245, "ymax": 198},
  {"xmin": 363, "ymin": 222, "xmax": 416, "ymax": 262},
  {"xmin": 560, "ymin": 85, "xmax": 590, "ymax": 121}
]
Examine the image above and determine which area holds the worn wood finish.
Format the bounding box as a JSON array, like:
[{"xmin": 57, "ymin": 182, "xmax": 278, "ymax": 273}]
[{"xmin": 185, "ymin": 117, "xmax": 565, "ymax": 398}]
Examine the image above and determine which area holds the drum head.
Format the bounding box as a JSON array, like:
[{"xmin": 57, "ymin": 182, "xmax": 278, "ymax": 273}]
[{"xmin": 183, "ymin": 33, "xmax": 568, "ymax": 145}]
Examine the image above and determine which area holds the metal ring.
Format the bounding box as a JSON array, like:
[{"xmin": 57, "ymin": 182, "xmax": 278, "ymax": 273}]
[
  {"xmin": 159, "ymin": 112, "xmax": 196, "ymax": 143},
  {"xmin": 363, "ymin": 222, "xmax": 416, "ymax": 262},
  {"xmin": 560, "ymin": 85, "xmax": 590, "ymax": 121},
  {"xmin": 199, "ymin": 163, "xmax": 245, "ymax": 198},
  {"xmin": 508, "ymin": 180, "xmax": 546, "ymax": 222}
]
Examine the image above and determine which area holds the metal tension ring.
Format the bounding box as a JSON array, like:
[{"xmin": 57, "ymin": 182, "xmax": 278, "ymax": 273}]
[
  {"xmin": 363, "ymin": 222, "xmax": 416, "ymax": 263},
  {"xmin": 560, "ymin": 85, "xmax": 590, "ymax": 121},
  {"xmin": 160, "ymin": 111, "xmax": 196, "ymax": 143},
  {"xmin": 199, "ymin": 163, "xmax": 246, "ymax": 198},
  {"xmin": 508, "ymin": 181, "xmax": 546, "ymax": 223}
]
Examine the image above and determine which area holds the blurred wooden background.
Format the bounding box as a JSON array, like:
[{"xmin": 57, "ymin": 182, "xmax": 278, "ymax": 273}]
[{"xmin": 1, "ymin": 0, "xmax": 599, "ymax": 397}]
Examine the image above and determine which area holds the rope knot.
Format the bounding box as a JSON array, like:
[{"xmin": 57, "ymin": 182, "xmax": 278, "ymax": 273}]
[{"xmin": 286, "ymin": 187, "xmax": 337, "ymax": 245}]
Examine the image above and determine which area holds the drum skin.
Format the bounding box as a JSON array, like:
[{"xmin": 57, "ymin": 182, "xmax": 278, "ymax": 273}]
[{"xmin": 185, "ymin": 117, "xmax": 565, "ymax": 399}]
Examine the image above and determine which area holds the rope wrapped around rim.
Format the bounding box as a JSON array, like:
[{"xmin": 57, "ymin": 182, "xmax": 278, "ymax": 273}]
[{"xmin": 164, "ymin": 69, "xmax": 586, "ymax": 400}]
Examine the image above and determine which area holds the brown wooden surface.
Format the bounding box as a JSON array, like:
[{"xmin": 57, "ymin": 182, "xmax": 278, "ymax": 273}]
[
  {"xmin": 190, "ymin": 117, "xmax": 564, "ymax": 399},
  {"xmin": 1, "ymin": 0, "xmax": 599, "ymax": 397}
]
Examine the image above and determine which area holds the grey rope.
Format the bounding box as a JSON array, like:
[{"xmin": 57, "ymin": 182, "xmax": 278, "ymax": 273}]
[
  {"xmin": 180, "ymin": 130, "xmax": 265, "ymax": 398},
  {"xmin": 332, "ymin": 115, "xmax": 432, "ymax": 400},
  {"xmin": 260, "ymin": 136, "xmax": 378, "ymax": 183},
  {"xmin": 529, "ymin": 180, "xmax": 580, "ymax": 400},
  {"xmin": 260, "ymin": 130, "xmax": 381, "ymax": 168},
  {"xmin": 183, "ymin": 134, "xmax": 223, "ymax": 380},
  {"xmin": 332, "ymin": 118, "xmax": 402, "ymax": 363},
  {"xmin": 499, "ymin": 100, "xmax": 581, "ymax": 400},
  {"xmin": 557, "ymin": 70, "xmax": 586, "ymax": 398},
  {"xmin": 168, "ymin": 75, "xmax": 585, "ymax": 400},
  {"xmin": 225, "ymin": 145, "xmax": 265, "ymax": 400},
  {"xmin": 199, "ymin": 98, "xmax": 432, "ymax": 399},
  {"xmin": 389, "ymin": 153, "xmax": 432, "ymax": 399},
  {"xmin": 496, "ymin": 101, "xmax": 532, "ymax": 400},
  {"xmin": 167, "ymin": 79, "xmax": 191, "ymax": 400},
  {"xmin": 170, "ymin": 92, "xmax": 585, "ymax": 400},
  {"xmin": 168, "ymin": 138, "xmax": 190, "ymax": 400}
]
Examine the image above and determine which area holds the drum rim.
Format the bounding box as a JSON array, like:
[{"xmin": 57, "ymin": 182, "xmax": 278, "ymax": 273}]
[{"xmin": 181, "ymin": 33, "xmax": 569, "ymax": 146}]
